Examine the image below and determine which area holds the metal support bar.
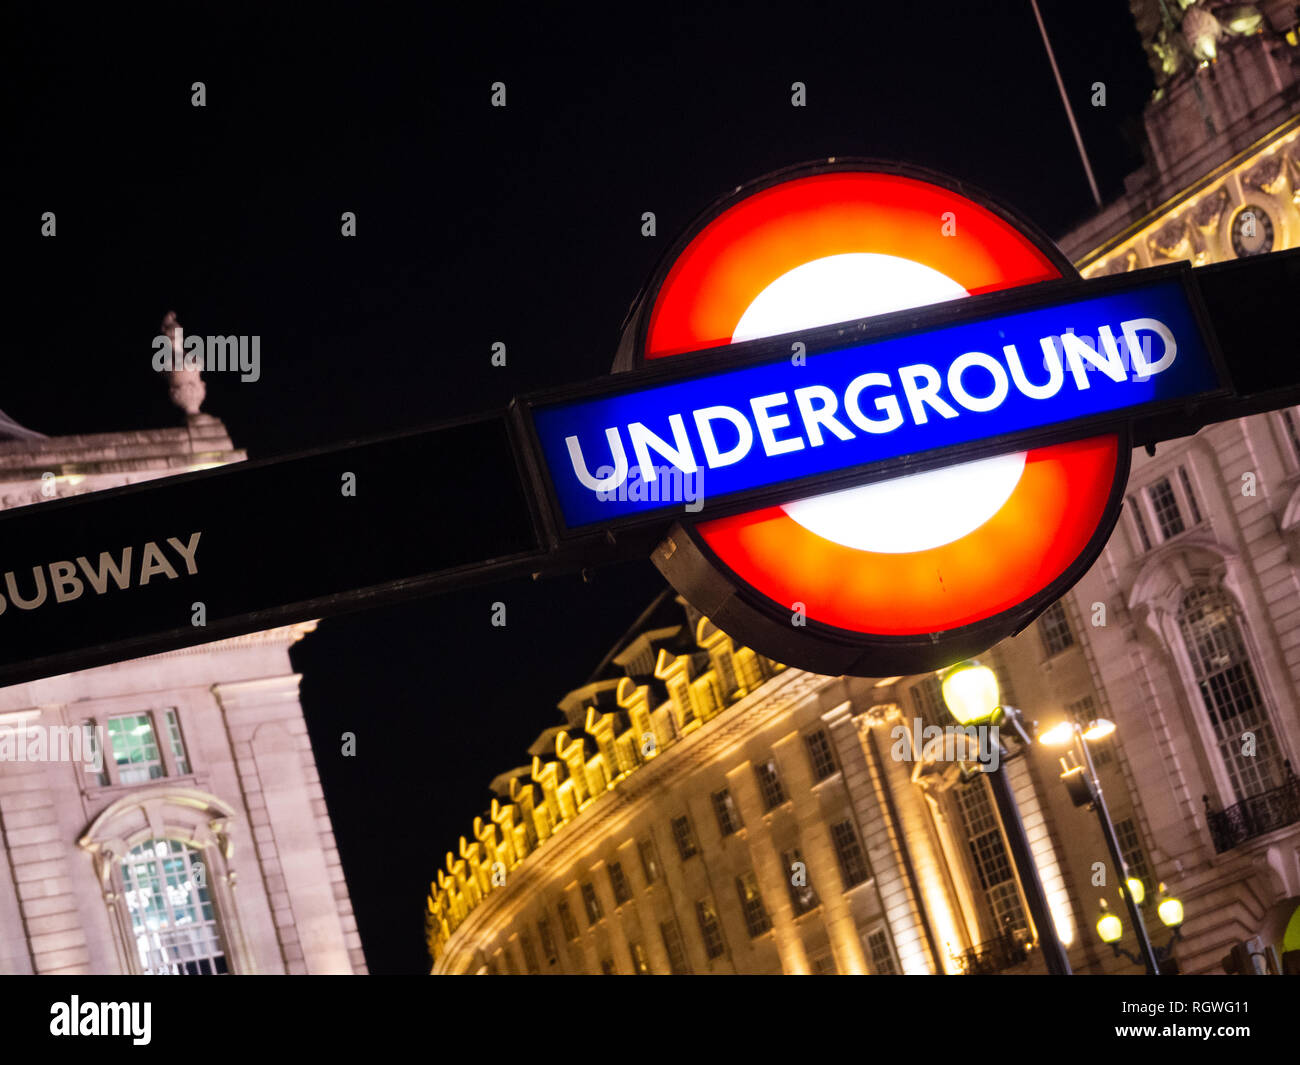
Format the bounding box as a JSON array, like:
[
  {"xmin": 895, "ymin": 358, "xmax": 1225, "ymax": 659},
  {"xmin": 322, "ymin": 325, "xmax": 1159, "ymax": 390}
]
[{"xmin": 0, "ymin": 252, "xmax": 1295, "ymax": 687}]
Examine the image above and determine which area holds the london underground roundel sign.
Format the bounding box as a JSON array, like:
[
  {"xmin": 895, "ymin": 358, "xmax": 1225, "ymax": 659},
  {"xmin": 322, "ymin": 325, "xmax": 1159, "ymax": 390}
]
[{"xmin": 616, "ymin": 160, "xmax": 1131, "ymax": 676}]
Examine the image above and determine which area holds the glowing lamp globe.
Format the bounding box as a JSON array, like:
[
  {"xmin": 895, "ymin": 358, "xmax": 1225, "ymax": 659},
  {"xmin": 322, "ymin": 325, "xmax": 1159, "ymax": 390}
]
[
  {"xmin": 1083, "ymin": 719, "xmax": 1116, "ymax": 742},
  {"xmin": 1037, "ymin": 721, "xmax": 1075, "ymax": 747},
  {"xmin": 1157, "ymin": 885, "xmax": 1184, "ymax": 929},
  {"xmin": 941, "ymin": 661, "xmax": 1000, "ymax": 726},
  {"xmin": 1096, "ymin": 901, "xmax": 1123, "ymax": 945}
]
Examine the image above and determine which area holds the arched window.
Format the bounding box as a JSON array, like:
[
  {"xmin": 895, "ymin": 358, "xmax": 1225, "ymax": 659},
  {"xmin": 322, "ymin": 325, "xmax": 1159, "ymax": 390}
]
[
  {"xmin": 122, "ymin": 839, "xmax": 228, "ymax": 975},
  {"xmin": 79, "ymin": 790, "xmax": 250, "ymax": 974},
  {"xmin": 1177, "ymin": 586, "xmax": 1287, "ymax": 800}
]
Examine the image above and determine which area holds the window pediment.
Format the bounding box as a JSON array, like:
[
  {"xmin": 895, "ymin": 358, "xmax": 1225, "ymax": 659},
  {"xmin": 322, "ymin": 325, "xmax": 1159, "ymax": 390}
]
[
  {"xmin": 79, "ymin": 787, "xmax": 238, "ymax": 874},
  {"xmin": 1127, "ymin": 534, "xmax": 1237, "ymax": 629}
]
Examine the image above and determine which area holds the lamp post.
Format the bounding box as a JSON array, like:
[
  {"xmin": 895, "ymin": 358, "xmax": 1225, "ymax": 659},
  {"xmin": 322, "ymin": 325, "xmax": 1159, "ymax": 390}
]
[
  {"xmin": 1039, "ymin": 718, "xmax": 1162, "ymax": 975},
  {"xmin": 940, "ymin": 661, "xmax": 1073, "ymax": 976},
  {"xmin": 1096, "ymin": 884, "xmax": 1185, "ymax": 971}
]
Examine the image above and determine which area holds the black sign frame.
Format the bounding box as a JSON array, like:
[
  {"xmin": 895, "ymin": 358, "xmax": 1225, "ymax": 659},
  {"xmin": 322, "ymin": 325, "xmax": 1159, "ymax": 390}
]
[{"xmin": 514, "ymin": 261, "xmax": 1234, "ymax": 545}]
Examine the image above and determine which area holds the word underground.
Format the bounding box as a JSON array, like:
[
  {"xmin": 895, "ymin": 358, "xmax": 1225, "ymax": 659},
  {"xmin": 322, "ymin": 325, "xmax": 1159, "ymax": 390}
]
[
  {"xmin": 566, "ymin": 317, "xmax": 1175, "ymax": 492},
  {"xmin": 890, "ymin": 717, "xmax": 1001, "ymax": 772},
  {"xmin": 0, "ymin": 533, "xmax": 201, "ymax": 616},
  {"xmin": 0, "ymin": 723, "xmax": 103, "ymax": 774},
  {"xmin": 50, "ymin": 997, "xmax": 151, "ymax": 1046},
  {"xmin": 152, "ymin": 328, "xmax": 261, "ymax": 382},
  {"xmin": 535, "ymin": 279, "xmax": 1221, "ymax": 528}
]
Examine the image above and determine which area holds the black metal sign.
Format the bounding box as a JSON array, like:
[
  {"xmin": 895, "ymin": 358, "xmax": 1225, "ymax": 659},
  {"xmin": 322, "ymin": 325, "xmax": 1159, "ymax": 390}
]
[{"xmin": 0, "ymin": 249, "xmax": 1295, "ymax": 687}]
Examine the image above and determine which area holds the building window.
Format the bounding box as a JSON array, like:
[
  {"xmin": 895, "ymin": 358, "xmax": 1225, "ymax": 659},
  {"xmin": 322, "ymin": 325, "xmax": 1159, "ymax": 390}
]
[
  {"xmin": 735, "ymin": 872, "xmax": 771, "ymax": 938},
  {"xmin": 909, "ymin": 674, "xmax": 949, "ymax": 729},
  {"xmin": 106, "ymin": 713, "xmax": 165, "ymax": 785},
  {"xmin": 519, "ymin": 932, "xmax": 540, "ymax": 974},
  {"xmin": 637, "ymin": 837, "xmax": 661, "ymax": 883},
  {"xmin": 712, "ymin": 788, "xmax": 742, "ymax": 836},
  {"xmin": 695, "ymin": 899, "xmax": 726, "ymax": 959},
  {"xmin": 1114, "ymin": 818, "xmax": 1154, "ymax": 897},
  {"xmin": 668, "ymin": 678, "xmax": 696, "ymax": 727},
  {"xmin": 711, "ymin": 645, "xmax": 739, "ymax": 700},
  {"xmin": 1149, "ymin": 476, "xmax": 1185, "ymax": 539},
  {"xmin": 690, "ymin": 675, "xmax": 721, "ymax": 720},
  {"xmin": 1067, "ymin": 695, "xmax": 1111, "ymax": 766},
  {"xmin": 866, "ymin": 927, "xmax": 899, "ymax": 975},
  {"xmin": 829, "ymin": 819, "xmax": 870, "ymax": 888},
  {"xmin": 1128, "ymin": 494, "xmax": 1152, "ymax": 552},
  {"xmin": 557, "ymin": 898, "xmax": 579, "ymax": 941},
  {"xmin": 608, "ymin": 861, "xmax": 631, "ymax": 906},
  {"xmin": 1177, "ymin": 586, "xmax": 1288, "ymax": 800},
  {"xmin": 954, "ymin": 778, "xmax": 1028, "ymax": 936},
  {"xmin": 1178, "ymin": 467, "xmax": 1202, "ymax": 525},
  {"xmin": 1281, "ymin": 409, "xmax": 1300, "ymax": 461},
  {"xmin": 162, "ymin": 709, "xmax": 190, "ymax": 775},
  {"xmin": 782, "ymin": 848, "xmax": 819, "ymax": 916},
  {"xmin": 754, "ymin": 758, "xmax": 787, "ymax": 810},
  {"xmin": 811, "ymin": 952, "xmax": 837, "ymax": 975},
  {"xmin": 600, "ymin": 957, "xmax": 616, "ymax": 975},
  {"xmin": 1134, "ymin": 467, "xmax": 1202, "ymax": 547},
  {"xmin": 580, "ymin": 881, "xmax": 603, "ymax": 925},
  {"xmin": 121, "ymin": 839, "xmax": 227, "ymax": 975},
  {"xmin": 660, "ymin": 918, "xmax": 692, "ymax": 974},
  {"xmin": 629, "ymin": 941, "xmax": 651, "ymax": 974},
  {"xmin": 538, "ymin": 917, "xmax": 558, "ymax": 965},
  {"xmin": 671, "ymin": 815, "xmax": 699, "ymax": 860},
  {"xmin": 804, "ymin": 728, "xmax": 837, "ymax": 781},
  {"xmin": 1039, "ymin": 600, "xmax": 1074, "ymax": 656}
]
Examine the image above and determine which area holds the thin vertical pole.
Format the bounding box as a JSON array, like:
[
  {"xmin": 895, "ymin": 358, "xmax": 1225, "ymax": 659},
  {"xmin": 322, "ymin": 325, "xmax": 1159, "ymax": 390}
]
[
  {"xmin": 1030, "ymin": 0, "xmax": 1103, "ymax": 209},
  {"xmin": 1078, "ymin": 733, "xmax": 1162, "ymax": 974}
]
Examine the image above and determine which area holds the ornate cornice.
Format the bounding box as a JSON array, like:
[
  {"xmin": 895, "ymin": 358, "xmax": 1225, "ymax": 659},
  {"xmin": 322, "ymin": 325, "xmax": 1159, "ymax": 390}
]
[{"xmin": 136, "ymin": 621, "xmax": 319, "ymax": 663}]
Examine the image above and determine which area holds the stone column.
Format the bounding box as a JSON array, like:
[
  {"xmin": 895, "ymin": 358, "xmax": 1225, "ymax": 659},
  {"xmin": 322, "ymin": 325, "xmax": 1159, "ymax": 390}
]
[
  {"xmin": 214, "ymin": 676, "xmax": 357, "ymax": 974},
  {"xmin": 0, "ymin": 709, "xmax": 92, "ymax": 974}
]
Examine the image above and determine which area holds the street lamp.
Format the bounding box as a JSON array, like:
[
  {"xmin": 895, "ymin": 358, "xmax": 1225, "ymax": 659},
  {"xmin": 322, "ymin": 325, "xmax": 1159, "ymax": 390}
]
[
  {"xmin": 1039, "ymin": 716, "xmax": 1163, "ymax": 975},
  {"xmin": 1156, "ymin": 883, "xmax": 1185, "ymax": 932},
  {"xmin": 1094, "ymin": 884, "xmax": 1185, "ymax": 969},
  {"xmin": 939, "ymin": 661, "xmax": 1073, "ymax": 976},
  {"xmin": 1121, "ymin": 877, "xmax": 1146, "ymax": 906},
  {"xmin": 1096, "ymin": 899, "xmax": 1123, "ymax": 946}
]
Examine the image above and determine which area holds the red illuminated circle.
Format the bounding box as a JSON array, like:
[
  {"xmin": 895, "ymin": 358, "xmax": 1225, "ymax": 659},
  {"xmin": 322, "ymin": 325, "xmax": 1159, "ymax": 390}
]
[{"xmin": 630, "ymin": 163, "xmax": 1125, "ymax": 653}]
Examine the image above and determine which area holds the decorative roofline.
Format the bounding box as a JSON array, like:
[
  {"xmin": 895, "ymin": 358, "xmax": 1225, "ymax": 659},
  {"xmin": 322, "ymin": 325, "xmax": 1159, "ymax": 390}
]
[{"xmin": 425, "ymin": 604, "xmax": 800, "ymax": 965}]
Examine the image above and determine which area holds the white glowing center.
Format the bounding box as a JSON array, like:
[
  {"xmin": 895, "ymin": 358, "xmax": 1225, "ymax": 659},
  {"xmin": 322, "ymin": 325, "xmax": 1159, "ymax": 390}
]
[{"xmin": 732, "ymin": 252, "xmax": 1028, "ymax": 554}]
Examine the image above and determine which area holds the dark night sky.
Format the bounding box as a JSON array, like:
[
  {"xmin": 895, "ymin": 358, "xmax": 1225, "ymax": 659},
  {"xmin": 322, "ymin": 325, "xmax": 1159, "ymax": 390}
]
[{"xmin": 12, "ymin": 2, "xmax": 1154, "ymax": 973}]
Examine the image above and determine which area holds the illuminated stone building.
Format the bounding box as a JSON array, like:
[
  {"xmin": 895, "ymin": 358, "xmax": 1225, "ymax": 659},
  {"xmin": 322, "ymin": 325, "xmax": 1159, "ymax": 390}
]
[
  {"xmin": 428, "ymin": 596, "xmax": 1088, "ymax": 975},
  {"xmin": 1045, "ymin": 0, "xmax": 1300, "ymax": 975},
  {"xmin": 427, "ymin": 4, "xmax": 1300, "ymax": 976},
  {"xmin": 0, "ymin": 397, "xmax": 366, "ymax": 974}
]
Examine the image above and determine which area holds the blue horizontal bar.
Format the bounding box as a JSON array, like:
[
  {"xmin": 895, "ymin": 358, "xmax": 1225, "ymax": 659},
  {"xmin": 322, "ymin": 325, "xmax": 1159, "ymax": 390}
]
[{"xmin": 533, "ymin": 278, "xmax": 1221, "ymax": 529}]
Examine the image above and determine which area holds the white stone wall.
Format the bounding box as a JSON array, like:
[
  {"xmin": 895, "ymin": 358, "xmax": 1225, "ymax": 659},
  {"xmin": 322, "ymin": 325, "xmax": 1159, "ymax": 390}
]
[
  {"xmin": 1047, "ymin": 413, "xmax": 1300, "ymax": 970},
  {"xmin": 0, "ymin": 422, "xmax": 365, "ymax": 974}
]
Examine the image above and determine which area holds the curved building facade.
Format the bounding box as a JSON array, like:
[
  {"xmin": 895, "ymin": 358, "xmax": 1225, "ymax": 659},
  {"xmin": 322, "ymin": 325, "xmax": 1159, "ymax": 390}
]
[{"xmin": 429, "ymin": 602, "xmax": 1091, "ymax": 976}]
